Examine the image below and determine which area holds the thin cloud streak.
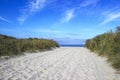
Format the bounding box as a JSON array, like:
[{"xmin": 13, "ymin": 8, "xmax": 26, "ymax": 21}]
[
  {"xmin": 0, "ymin": 16, "xmax": 11, "ymax": 23},
  {"xmin": 31, "ymin": 29, "xmax": 81, "ymax": 38},
  {"xmin": 80, "ymin": 0, "xmax": 100, "ymax": 7},
  {"xmin": 101, "ymin": 9, "xmax": 120, "ymax": 25},
  {"xmin": 18, "ymin": 0, "xmax": 47, "ymax": 24},
  {"xmin": 60, "ymin": 0, "xmax": 100, "ymax": 24},
  {"xmin": 33, "ymin": 29, "xmax": 62, "ymax": 33},
  {"xmin": 61, "ymin": 9, "xmax": 74, "ymax": 23}
]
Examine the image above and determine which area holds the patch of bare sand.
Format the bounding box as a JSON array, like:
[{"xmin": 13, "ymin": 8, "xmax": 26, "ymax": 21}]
[{"xmin": 0, "ymin": 47, "xmax": 119, "ymax": 80}]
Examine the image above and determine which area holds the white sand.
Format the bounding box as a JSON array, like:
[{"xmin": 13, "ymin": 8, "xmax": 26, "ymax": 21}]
[{"xmin": 0, "ymin": 47, "xmax": 119, "ymax": 80}]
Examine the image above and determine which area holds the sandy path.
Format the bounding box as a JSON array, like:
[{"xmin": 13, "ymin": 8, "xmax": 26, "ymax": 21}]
[{"xmin": 0, "ymin": 47, "xmax": 119, "ymax": 80}]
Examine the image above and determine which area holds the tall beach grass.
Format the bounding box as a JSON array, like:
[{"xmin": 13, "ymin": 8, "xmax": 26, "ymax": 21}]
[
  {"xmin": 0, "ymin": 34, "xmax": 59, "ymax": 57},
  {"xmin": 85, "ymin": 26, "xmax": 120, "ymax": 71}
]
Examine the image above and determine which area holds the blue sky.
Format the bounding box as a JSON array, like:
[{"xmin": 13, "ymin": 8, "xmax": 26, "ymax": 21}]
[{"xmin": 0, "ymin": 0, "xmax": 120, "ymax": 44}]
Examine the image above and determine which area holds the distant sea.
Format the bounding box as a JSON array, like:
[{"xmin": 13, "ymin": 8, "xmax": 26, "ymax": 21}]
[{"xmin": 60, "ymin": 44, "xmax": 85, "ymax": 47}]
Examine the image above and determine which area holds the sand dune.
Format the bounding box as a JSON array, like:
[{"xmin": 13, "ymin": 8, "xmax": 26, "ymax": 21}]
[{"xmin": 0, "ymin": 47, "xmax": 119, "ymax": 80}]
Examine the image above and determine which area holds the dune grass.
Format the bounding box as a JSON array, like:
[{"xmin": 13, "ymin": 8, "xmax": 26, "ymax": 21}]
[
  {"xmin": 85, "ymin": 26, "xmax": 120, "ymax": 71},
  {"xmin": 0, "ymin": 34, "xmax": 59, "ymax": 57}
]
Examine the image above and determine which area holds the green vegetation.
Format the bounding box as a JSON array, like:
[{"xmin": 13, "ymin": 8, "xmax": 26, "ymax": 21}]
[
  {"xmin": 85, "ymin": 26, "xmax": 120, "ymax": 71},
  {"xmin": 0, "ymin": 34, "xmax": 59, "ymax": 57}
]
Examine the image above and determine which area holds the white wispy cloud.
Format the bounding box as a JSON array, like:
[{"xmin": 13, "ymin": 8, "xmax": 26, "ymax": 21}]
[
  {"xmin": 61, "ymin": 9, "xmax": 74, "ymax": 23},
  {"xmin": 18, "ymin": 0, "xmax": 47, "ymax": 24},
  {"xmin": 80, "ymin": 0, "xmax": 100, "ymax": 7},
  {"xmin": 59, "ymin": 0, "xmax": 100, "ymax": 24},
  {"xmin": 31, "ymin": 28, "xmax": 82, "ymax": 38},
  {"xmin": 0, "ymin": 16, "xmax": 11, "ymax": 23},
  {"xmin": 101, "ymin": 9, "xmax": 120, "ymax": 25},
  {"xmin": 33, "ymin": 29, "xmax": 62, "ymax": 33},
  {"xmin": 29, "ymin": 0, "xmax": 46, "ymax": 12},
  {"xmin": 54, "ymin": 38, "xmax": 86, "ymax": 45}
]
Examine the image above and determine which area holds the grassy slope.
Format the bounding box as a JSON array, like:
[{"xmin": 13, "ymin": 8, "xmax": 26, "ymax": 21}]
[
  {"xmin": 0, "ymin": 34, "xmax": 59, "ymax": 57},
  {"xmin": 85, "ymin": 27, "xmax": 120, "ymax": 71}
]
